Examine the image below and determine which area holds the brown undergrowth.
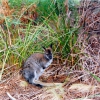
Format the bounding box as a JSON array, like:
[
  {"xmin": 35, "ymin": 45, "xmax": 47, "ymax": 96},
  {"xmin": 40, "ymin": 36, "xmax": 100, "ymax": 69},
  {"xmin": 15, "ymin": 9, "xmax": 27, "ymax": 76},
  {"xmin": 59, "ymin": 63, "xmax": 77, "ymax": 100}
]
[
  {"xmin": 0, "ymin": 55, "xmax": 66, "ymax": 100},
  {"xmin": 0, "ymin": 0, "xmax": 14, "ymax": 24}
]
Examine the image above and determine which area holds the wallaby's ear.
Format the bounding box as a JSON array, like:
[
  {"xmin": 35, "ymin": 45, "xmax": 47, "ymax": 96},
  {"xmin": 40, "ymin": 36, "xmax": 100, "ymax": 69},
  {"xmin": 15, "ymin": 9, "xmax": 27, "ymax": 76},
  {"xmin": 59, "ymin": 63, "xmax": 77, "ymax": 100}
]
[
  {"xmin": 50, "ymin": 43, "xmax": 53, "ymax": 49},
  {"xmin": 42, "ymin": 46, "xmax": 46, "ymax": 51}
]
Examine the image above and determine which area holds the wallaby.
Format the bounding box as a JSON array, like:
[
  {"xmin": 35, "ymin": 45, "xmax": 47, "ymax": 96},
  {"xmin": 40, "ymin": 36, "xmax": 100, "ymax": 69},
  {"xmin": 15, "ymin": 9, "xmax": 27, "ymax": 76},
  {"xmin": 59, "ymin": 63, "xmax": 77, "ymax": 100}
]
[{"xmin": 21, "ymin": 44, "xmax": 58, "ymax": 88}]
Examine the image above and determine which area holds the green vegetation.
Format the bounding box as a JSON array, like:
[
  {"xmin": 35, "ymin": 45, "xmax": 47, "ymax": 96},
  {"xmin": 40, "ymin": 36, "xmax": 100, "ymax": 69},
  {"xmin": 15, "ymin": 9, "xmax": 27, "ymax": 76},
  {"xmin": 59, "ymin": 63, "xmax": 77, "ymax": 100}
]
[
  {"xmin": 0, "ymin": 0, "xmax": 80, "ymax": 80},
  {"xmin": 9, "ymin": 0, "xmax": 38, "ymax": 8}
]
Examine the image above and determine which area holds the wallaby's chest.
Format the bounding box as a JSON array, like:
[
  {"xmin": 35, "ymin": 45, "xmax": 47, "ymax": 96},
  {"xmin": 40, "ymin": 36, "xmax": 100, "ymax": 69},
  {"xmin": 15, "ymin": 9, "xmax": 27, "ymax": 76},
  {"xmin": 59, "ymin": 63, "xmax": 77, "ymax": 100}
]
[{"xmin": 44, "ymin": 59, "xmax": 53, "ymax": 68}]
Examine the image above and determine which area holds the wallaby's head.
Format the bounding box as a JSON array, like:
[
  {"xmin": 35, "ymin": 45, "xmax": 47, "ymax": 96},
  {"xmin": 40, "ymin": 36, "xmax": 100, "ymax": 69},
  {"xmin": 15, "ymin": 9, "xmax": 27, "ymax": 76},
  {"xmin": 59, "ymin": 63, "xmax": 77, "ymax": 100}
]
[{"xmin": 42, "ymin": 44, "xmax": 53, "ymax": 60}]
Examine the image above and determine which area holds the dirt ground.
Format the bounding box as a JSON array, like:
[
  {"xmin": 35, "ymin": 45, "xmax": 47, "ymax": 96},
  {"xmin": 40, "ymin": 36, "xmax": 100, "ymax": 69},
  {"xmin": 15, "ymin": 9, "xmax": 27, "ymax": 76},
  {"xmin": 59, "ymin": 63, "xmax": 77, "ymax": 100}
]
[{"xmin": 0, "ymin": 59, "xmax": 100, "ymax": 100}]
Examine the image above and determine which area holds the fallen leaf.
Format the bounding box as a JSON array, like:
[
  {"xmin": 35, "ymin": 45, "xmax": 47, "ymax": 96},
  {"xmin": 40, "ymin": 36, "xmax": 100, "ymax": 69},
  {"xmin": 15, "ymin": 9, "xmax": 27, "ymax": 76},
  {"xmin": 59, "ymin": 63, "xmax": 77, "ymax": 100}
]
[{"xmin": 19, "ymin": 80, "xmax": 28, "ymax": 87}]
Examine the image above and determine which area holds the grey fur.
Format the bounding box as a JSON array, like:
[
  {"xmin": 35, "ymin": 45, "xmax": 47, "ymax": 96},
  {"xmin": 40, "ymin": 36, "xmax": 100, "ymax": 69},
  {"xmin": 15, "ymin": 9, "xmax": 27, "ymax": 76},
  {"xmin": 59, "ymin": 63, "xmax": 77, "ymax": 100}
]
[{"xmin": 22, "ymin": 45, "xmax": 53, "ymax": 87}]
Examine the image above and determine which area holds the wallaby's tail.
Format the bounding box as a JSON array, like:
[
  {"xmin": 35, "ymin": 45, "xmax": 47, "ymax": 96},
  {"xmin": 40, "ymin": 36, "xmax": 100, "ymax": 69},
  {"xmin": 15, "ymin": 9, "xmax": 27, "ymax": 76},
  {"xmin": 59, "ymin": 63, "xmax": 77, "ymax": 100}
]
[{"xmin": 34, "ymin": 80, "xmax": 62, "ymax": 87}]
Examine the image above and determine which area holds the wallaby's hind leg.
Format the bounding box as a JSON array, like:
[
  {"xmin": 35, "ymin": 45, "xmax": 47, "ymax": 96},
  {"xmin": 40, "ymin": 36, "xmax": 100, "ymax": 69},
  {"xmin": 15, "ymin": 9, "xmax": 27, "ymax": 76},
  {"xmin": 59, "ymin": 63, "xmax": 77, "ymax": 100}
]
[
  {"xmin": 30, "ymin": 79, "xmax": 43, "ymax": 88},
  {"xmin": 28, "ymin": 74, "xmax": 43, "ymax": 88},
  {"xmin": 22, "ymin": 69, "xmax": 43, "ymax": 88},
  {"xmin": 27, "ymin": 74, "xmax": 34, "ymax": 84}
]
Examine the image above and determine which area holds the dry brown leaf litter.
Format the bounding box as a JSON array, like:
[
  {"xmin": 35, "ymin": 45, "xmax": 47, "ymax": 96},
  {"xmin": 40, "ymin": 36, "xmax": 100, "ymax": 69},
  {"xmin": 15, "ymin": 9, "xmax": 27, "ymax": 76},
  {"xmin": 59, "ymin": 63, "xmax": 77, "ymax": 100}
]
[{"xmin": 0, "ymin": 0, "xmax": 14, "ymax": 24}]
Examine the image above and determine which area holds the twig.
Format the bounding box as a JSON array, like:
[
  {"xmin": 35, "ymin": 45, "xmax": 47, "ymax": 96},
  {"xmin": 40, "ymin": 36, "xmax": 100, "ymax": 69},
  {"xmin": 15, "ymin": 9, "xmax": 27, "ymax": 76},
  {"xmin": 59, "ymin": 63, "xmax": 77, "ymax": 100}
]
[{"xmin": 6, "ymin": 92, "xmax": 16, "ymax": 100}]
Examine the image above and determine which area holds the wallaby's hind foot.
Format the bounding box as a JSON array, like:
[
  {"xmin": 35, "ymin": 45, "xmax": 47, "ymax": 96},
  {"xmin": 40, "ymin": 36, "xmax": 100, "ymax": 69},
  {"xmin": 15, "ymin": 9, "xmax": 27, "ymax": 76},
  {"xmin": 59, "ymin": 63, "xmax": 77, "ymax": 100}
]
[{"xmin": 33, "ymin": 83, "xmax": 43, "ymax": 88}]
